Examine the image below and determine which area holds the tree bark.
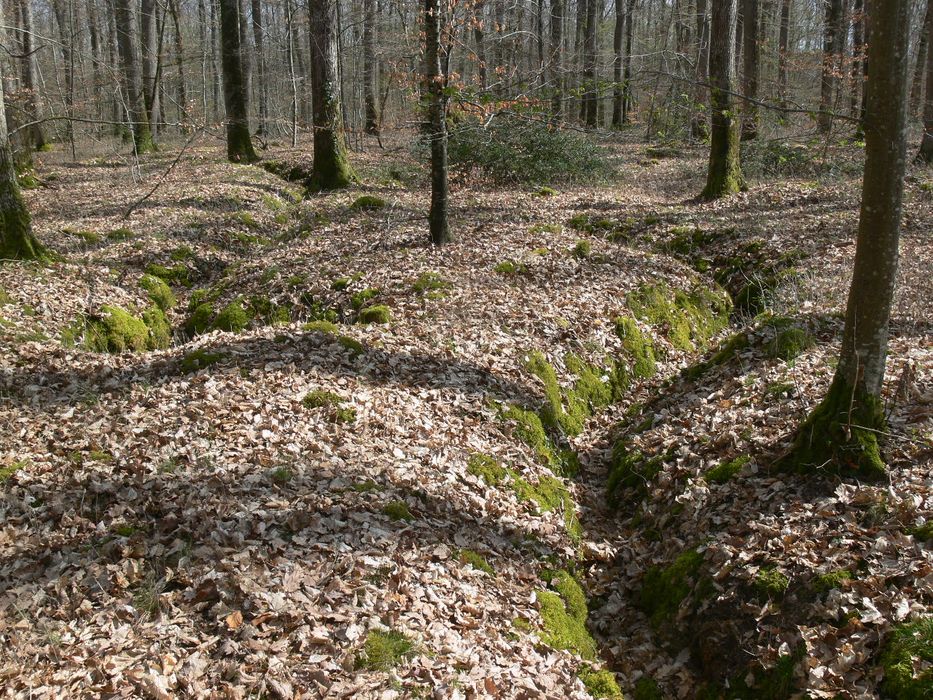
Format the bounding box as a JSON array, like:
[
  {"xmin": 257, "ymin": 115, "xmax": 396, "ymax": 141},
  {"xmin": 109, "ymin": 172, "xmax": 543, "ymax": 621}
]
[
  {"xmin": 692, "ymin": 0, "xmax": 710, "ymax": 137},
  {"xmin": 309, "ymin": 0, "xmax": 354, "ymax": 189},
  {"xmin": 15, "ymin": 0, "xmax": 46, "ymax": 150},
  {"xmin": 550, "ymin": 0, "xmax": 563, "ymax": 119},
  {"xmin": 701, "ymin": 0, "xmax": 744, "ymax": 199},
  {"xmin": 141, "ymin": 0, "xmax": 161, "ymax": 136},
  {"xmin": 741, "ymin": 0, "xmax": 759, "ymax": 139},
  {"xmin": 910, "ymin": 0, "xmax": 931, "ymax": 119},
  {"xmin": 114, "ymin": 0, "xmax": 155, "ymax": 153},
  {"xmin": 218, "ymin": 0, "xmax": 257, "ymax": 161},
  {"xmin": 622, "ymin": 0, "xmax": 636, "ymax": 122},
  {"xmin": 425, "ymin": 0, "xmax": 450, "ymax": 245},
  {"xmin": 612, "ymin": 0, "xmax": 624, "ymax": 126},
  {"xmin": 363, "ymin": 0, "xmax": 379, "ymax": 134},
  {"xmin": 782, "ymin": 0, "xmax": 912, "ymax": 478},
  {"xmin": 582, "ymin": 0, "xmax": 598, "ymax": 127},
  {"xmin": 777, "ymin": 0, "xmax": 790, "ymax": 104},
  {"xmin": 251, "ymin": 0, "xmax": 268, "ymax": 134},
  {"xmin": 919, "ymin": 0, "xmax": 933, "ymax": 162},
  {"xmin": 168, "ymin": 0, "xmax": 189, "ymax": 126},
  {"xmin": 849, "ymin": 0, "xmax": 864, "ymax": 118},
  {"xmin": 817, "ymin": 0, "xmax": 844, "ymax": 133}
]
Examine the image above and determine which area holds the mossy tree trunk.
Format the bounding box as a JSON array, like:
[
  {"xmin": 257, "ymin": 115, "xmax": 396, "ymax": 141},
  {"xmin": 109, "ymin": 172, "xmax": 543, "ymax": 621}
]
[
  {"xmin": 918, "ymin": 0, "xmax": 933, "ymax": 163},
  {"xmin": 780, "ymin": 0, "xmax": 912, "ymax": 480},
  {"xmin": 309, "ymin": 0, "xmax": 355, "ymax": 191},
  {"xmin": 218, "ymin": 0, "xmax": 258, "ymax": 163},
  {"xmin": 424, "ymin": 0, "xmax": 450, "ymax": 246},
  {"xmin": 701, "ymin": 0, "xmax": 744, "ymax": 200},
  {"xmin": 113, "ymin": 0, "xmax": 155, "ymax": 154},
  {"xmin": 0, "ymin": 76, "xmax": 44, "ymax": 262}
]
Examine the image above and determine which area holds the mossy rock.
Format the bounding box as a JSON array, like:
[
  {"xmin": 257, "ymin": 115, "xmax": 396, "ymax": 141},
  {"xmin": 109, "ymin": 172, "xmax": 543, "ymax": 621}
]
[
  {"xmin": 355, "ymin": 629, "xmax": 416, "ymax": 672},
  {"xmin": 185, "ymin": 303, "xmax": 215, "ymax": 336},
  {"xmin": 879, "ymin": 618, "xmax": 933, "ymax": 699},
  {"xmin": 579, "ymin": 667, "xmax": 623, "ymax": 699},
  {"xmin": 303, "ymin": 320, "xmax": 340, "ymax": 335},
  {"xmin": 350, "ymin": 195, "xmax": 387, "ymax": 210},
  {"xmin": 705, "ymin": 454, "xmax": 751, "ymax": 484},
  {"xmin": 248, "ymin": 295, "xmax": 291, "ymax": 325},
  {"xmin": 140, "ymin": 274, "xmax": 176, "ymax": 311},
  {"xmin": 358, "ymin": 305, "xmax": 391, "ymax": 324},
  {"xmin": 638, "ymin": 549, "xmax": 706, "ymax": 629},
  {"xmin": 212, "ymin": 299, "xmax": 252, "ymax": 332},
  {"xmin": 767, "ymin": 326, "xmax": 814, "ymax": 361},
  {"xmin": 350, "ymin": 287, "xmax": 380, "ymax": 309},
  {"xmin": 536, "ymin": 570, "xmax": 597, "ymax": 660},
  {"xmin": 141, "ymin": 306, "xmax": 172, "ymax": 349},
  {"xmin": 180, "ymin": 348, "xmax": 226, "ymax": 373},
  {"xmin": 614, "ymin": 317, "xmax": 657, "ymax": 378},
  {"xmin": 85, "ymin": 305, "xmax": 163, "ymax": 353}
]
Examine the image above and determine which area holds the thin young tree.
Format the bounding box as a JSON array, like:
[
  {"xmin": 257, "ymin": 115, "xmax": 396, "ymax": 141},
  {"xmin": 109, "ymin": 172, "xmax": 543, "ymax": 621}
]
[
  {"xmin": 114, "ymin": 0, "xmax": 156, "ymax": 153},
  {"xmin": 701, "ymin": 0, "xmax": 744, "ymax": 199},
  {"xmin": 621, "ymin": 0, "xmax": 636, "ymax": 122},
  {"xmin": 777, "ymin": 0, "xmax": 790, "ymax": 104},
  {"xmin": 612, "ymin": 0, "xmax": 624, "ymax": 126},
  {"xmin": 363, "ymin": 0, "xmax": 379, "ymax": 135},
  {"xmin": 424, "ymin": 0, "xmax": 450, "ymax": 245},
  {"xmin": 16, "ymin": 0, "xmax": 46, "ymax": 151},
  {"xmin": 817, "ymin": 0, "xmax": 844, "ymax": 134},
  {"xmin": 550, "ymin": 0, "xmax": 563, "ymax": 119},
  {"xmin": 251, "ymin": 0, "xmax": 268, "ymax": 135},
  {"xmin": 218, "ymin": 0, "xmax": 258, "ymax": 162},
  {"xmin": 309, "ymin": 0, "xmax": 354, "ymax": 190},
  {"xmin": 741, "ymin": 0, "xmax": 760, "ymax": 139},
  {"xmin": 918, "ymin": 0, "xmax": 933, "ymax": 163},
  {"xmin": 0, "ymin": 73, "xmax": 44, "ymax": 261},
  {"xmin": 780, "ymin": 0, "xmax": 912, "ymax": 478}
]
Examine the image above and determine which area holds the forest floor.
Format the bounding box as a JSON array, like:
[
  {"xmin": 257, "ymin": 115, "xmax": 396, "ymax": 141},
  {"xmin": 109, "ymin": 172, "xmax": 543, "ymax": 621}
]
[{"xmin": 1, "ymin": 132, "xmax": 932, "ymax": 699}]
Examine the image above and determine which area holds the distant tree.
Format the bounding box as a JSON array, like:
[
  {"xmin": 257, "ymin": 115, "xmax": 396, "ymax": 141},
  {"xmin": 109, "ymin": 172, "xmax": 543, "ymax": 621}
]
[
  {"xmin": 817, "ymin": 0, "xmax": 844, "ymax": 134},
  {"xmin": 251, "ymin": 0, "xmax": 268, "ymax": 135},
  {"xmin": 701, "ymin": 0, "xmax": 744, "ymax": 199},
  {"xmin": 779, "ymin": 0, "xmax": 912, "ymax": 478},
  {"xmin": 424, "ymin": 0, "xmax": 450, "ymax": 245},
  {"xmin": 909, "ymin": 0, "xmax": 930, "ymax": 117},
  {"xmin": 309, "ymin": 0, "xmax": 355, "ymax": 190},
  {"xmin": 113, "ymin": 0, "xmax": 155, "ymax": 153},
  {"xmin": 15, "ymin": 0, "xmax": 46, "ymax": 151},
  {"xmin": 0, "ymin": 78, "xmax": 44, "ymax": 261},
  {"xmin": 581, "ymin": 0, "xmax": 598, "ymax": 127},
  {"xmin": 612, "ymin": 0, "xmax": 625, "ymax": 126},
  {"xmin": 363, "ymin": 0, "xmax": 379, "ymax": 135},
  {"xmin": 550, "ymin": 0, "xmax": 563, "ymax": 120},
  {"xmin": 741, "ymin": 0, "xmax": 760, "ymax": 139},
  {"xmin": 621, "ymin": 0, "xmax": 637, "ymax": 122},
  {"xmin": 918, "ymin": 0, "xmax": 933, "ymax": 163},
  {"xmin": 777, "ymin": 0, "xmax": 790, "ymax": 104},
  {"xmin": 849, "ymin": 0, "xmax": 865, "ymax": 119},
  {"xmin": 218, "ymin": 0, "xmax": 258, "ymax": 162}
]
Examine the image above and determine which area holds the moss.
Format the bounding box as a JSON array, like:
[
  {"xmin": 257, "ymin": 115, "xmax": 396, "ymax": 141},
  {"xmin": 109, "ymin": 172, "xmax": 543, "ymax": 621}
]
[
  {"xmin": 572, "ymin": 240, "xmax": 592, "ymax": 259},
  {"xmin": 358, "ymin": 304, "xmax": 391, "ymax": 324},
  {"xmin": 705, "ymin": 454, "xmax": 751, "ymax": 484},
  {"xmin": 0, "ymin": 287, "xmax": 11, "ymax": 305},
  {"xmin": 633, "ymin": 677, "xmax": 663, "ymax": 700},
  {"xmin": 85, "ymin": 305, "xmax": 151, "ymax": 353},
  {"xmin": 535, "ymin": 186, "xmax": 559, "ymax": 197},
  {"xmin": 777, "ymin": 374, "xmax": 887, "ymax": 479},
  {"xmin": 169, "ymin": 245, "xmax": 194, "ymax": 261},
  {"xmin": 184, "ymin": 303, "xmax": 215, "ymax": 336},
  {"xmin": 912, "ymin": 521, "xmax": 933, "ymax": 542},
  {"xmin": 235, "ymin": 211, "xmax": 259, "ymax": 228},
  {"xmin": 467, "ymin": 453, "xmax": 507, "ymax": 486},
  {"xmin": 212, "ymin": 299, "xmax": 251, "ymax": 332},
  {"xmin": 614, "ymin": 317, "xmax": 657, "ymax": 378},
  {"xmin": 530, "ymin": 224, "xmax": 561, "ymax": 235},
  {"xmin": 494, "ymin": 259, "xmax": 528, "ymax": 275},
  {"xmin": 140, "ymin": 274, "xmax": 176, "ymax": 311},
  {"xmin": 382, "ymin": 500, "xmax": 414, "ymax": 522},
  {"xmin": 767, "ymin": 327, "xmax": 814, "ymax": 361},
  {"xmin": 638, "ymin": 549, "xmax": 705, "ymax": 628},
  {"xmin": 501, "ymin": 404, "xmax": 577, "ymax": 477},
  {"xmin": 412, "ymin": 271, "xmax": 451, "ymax": 295},
  {"xmin": 302, "ymin": 390, "xmax": 343, "ymax": 409},
  {"xmin": 270, "ymin": 466, "xmax": 293, "ymax": 484},
  {"xmin": 457, "ymin": 549, "xmax": 494, "ymax": 575},
  {"xmin": 141, "ymin": 306, "xmax": 172, "ymax": 349},
  {"xmin": 107, "ymin": 227, "xmax": 134, "ymax": 241},
  {"xmin": 248, "ymin": 295, "xmax": 291, "ymax": 325},
  {"xmin": 338, "ymin": 335, "xmax": 365, "ymax": 356},
  {"xmin": 879, "ymin": 618, "xmax": 933, "ymax": 699},
  {"xmin": 813, "ymin": 569, "xmax": 852, "ymax": 593},
  {"xmin": 683, "ymin": 332, "xmax": 749, "ymax": 381},
  {"xmin": 579, "ymin": 667, "xmax": 623, "ymax": 699},
  {"xmin": 528, "ymin": 351, "xmax": 587, "ymax": 437},
  {"xmin": 765, "ymin": 381, "xmax": 795, "ymax": 400},
  {"xmin": 179, "ymin": 349, "xmax": 226, "ymax": 373},
  {"xmin": 303, "ymin": 320, "xmax": 340, "ymax": 335},
  {"xmin": 68, "ymin": 229, "xmax": 102, "ymax": 245},
  {"xmin": 352, "ymin": 479, "xmax": 382, "ymax": 492},
  {"xmin": 537, "ymin": 570, "xmax": 597, "ymax": 660},
  {"xmin": 145, "ymin": 263, "xmax": 191, "ymax": 288},
  {"xmin": 0, "ymin": 461, "xmax": 26, "ymax": 483},
  {"xmin": 356, "ymin": 629, "xmax": 416, "ymax": 672},
  {"xmin": 350, "ymin": 195, "xmax": 386, "ymax": 210},
  {"xmin": 350, "ymin": 287, "xmax": 380, "ymax": 309},
  {"xmin": 628, "ymin": 282, "xmax": 730, "ymax": 352},
  {"xmin": 606, "ymin": 443, "xmax": 665, "ymax": 507},
  {"xmin": 754, "ymin": 567, "xmax": 789, "ymax": 598}
]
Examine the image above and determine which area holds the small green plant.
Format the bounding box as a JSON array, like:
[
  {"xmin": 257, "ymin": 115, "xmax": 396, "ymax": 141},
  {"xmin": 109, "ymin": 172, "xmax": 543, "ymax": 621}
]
[
  {"xmin": 356, "ymin": 629, "xmax": 416, "ymax": 671},
  {"xmin": 534, "ymin": 186, "xmax": 559, "ymax": 197},
  {"xmin": 813, "ymin": 569, "xmax": 852, "ymax": 593},
  {"xmin": 132, "ymin": 573, "xmax": 163, "ymax": 618},
  {"xmin": 494, "ymin": 259, "xmax": 528, "ymax": 275},
  {"xmin": 571, "ymin": 240, "xmax": 591, "ymax": 259},
  {"xmin": 270, "ymin": 466, "xmax": 293, "ymax": 484},
  {"xmin": 383, "ymin": 500, "xmax": 414, "ymax": 521},
  {"xmin": 412, "ymin": 271, "xmax": 451, "ymax": 295},
  {"xmin": 705, "ymin": 454, "xmax": 751, "ymax": 484},
  {"xmin": 457, "ymin": 549, "xmax": 494, "ymax": 575},
  {"xmin": 879, "ymin": 618, "xmax": 933, "ymax": 699},
  {"xmin": 0, "ymin": 460, "xmax": 26, "ymax": 483},
  {"xmin": 358, "ymin": 305, "xmax": 391, "ymax": 324},
  {"xmin": 107, "ymin": 227, "xmax": 134, "ymax": 241}
]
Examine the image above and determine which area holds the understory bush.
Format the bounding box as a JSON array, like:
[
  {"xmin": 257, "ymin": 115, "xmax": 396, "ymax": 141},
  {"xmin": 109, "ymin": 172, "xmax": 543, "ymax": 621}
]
[{"xmin": 446, "ymin": 114, "xmax": 613, "ymax": 184}]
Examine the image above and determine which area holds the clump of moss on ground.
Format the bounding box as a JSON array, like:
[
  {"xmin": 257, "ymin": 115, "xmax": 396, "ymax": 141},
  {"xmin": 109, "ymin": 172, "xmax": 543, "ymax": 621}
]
[
  {"xmin": 467, "ymin": 453, "xmax": 507, "ymax": 485},
  {"xmin": 633, "ymin": 676, "xmax": 663, "ymax": 700},
  {"xmin": 140, "ymin": 274, "xmax": 176, "ymax": 311},
  {"xmin": 537, "ymin": 570, "xmax": 597, "ymax": 659},
  {"xmin": 457, "ymin": 549, "xmax": 494, "ymax": 575},
  {"xmin": 571, "ymin": 240, "xmax": 591, "ymax": 259},
  {"xmin": 628, "ymin": 282, "xmax": 731, "ymax": 352},
  {"xmin": 767, "ymin": 326, "xmax": 814, "ymax": 362},
  {"xmin": 754, "ymin": 567, "xmax": 789, "ymax": 599},
  {"xmin": 355, "ymin": 629, "xmax": 416, "ymax": 671},
  {"xmin": 145, "ymin": 263, "xmax": 192, "ymax": 288},
  {"xmin": 578, "ymin": 666, "xmax": 623, "ymax": 699},
  {"xmin": 638, "ymin": 549, "xmax": 706, "ymax": 629},
  {"xmin": 705, "ymin": 454, "xmax": 751, "ymax": 484},
  {"xmin": 682, "ymin": 332, "xmax": 749, "ymax": 381},
  {"xmin": 879, "ymin": 618, "xmax": 933, "ymax": 699},
  {"xmin": 180, "ymin": 348, "xmax": 225, "ymax": 373},
  {"xmin": 350, "ymin": 195, "xmax": 386, "ymax": 211},
  {"xmin": 212, "ymin": 299, "xmax": 251, "ymax": 332},
  {"xmin": 303, "ymin": 390, "xmax": 356, "ymax": 423},
  {"xmin": 607, "ymin": 443, "xmax": 667, "ymax": 506},
  {"xmin": 382, "ymin": 500, "xmax": 414, "ymax": 521},
  {"xmin": 614, "ymin": 317, "xmax": 656, "ymax": 378},
  {"xmin": 412, "ymin": 271, "xmax": 451, "ymax": 296},
  {"xmin": 358, "ymin": 304, "xmax": 391, "ymax": 324},
  {"xmin": 494, "ymin": 259, "xmax": 528, "ymax": 275},
  {"xmin": 812, "ymin": 569, "xmax": 852, "ymax": 593},
  {"xmin": 84, "ymin": 305, "xmax": 169, "ymax": 353}
]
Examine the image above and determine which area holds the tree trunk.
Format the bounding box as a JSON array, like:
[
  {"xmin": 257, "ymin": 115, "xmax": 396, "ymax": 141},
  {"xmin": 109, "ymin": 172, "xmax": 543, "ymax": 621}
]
[
  {"xmin": 15, "ymin": 0, "xmax": 45, "ymax": 150},
  {"xmin": 781, "ymin": 0, "xmax": 912, "ymax": 478},
  {"xmin": 425, "ymin": 0, "xmax": 450, "ymax": 245},
  {"xmin": 168, "ymin": 0, "xmax": 189, "ymax": 126},
  {"xmin": 741, "ymin": 0, "xmax": 759, "ymax": 139},
  {"xmin": 363, "ymin": 0, "xmax": 379, "ymax": 134},
  {"xmin": 919, "ymin": 0, "xmax": 933, "ymax": 162},
  {"xmin": 251, "ymin": 0, "xmax": 267, "ymax": 134},
  {"xmin": 849, "ymin": 0, "xmax": 864, "ymax": 118},
  {"xmin": 692, "ymin": 0, "xmax": 710, "ymax": 137},
  {"xmin": 622, "ymin": 0, "xmax": 636, "ymax": 122},
  {"xmin": 141, "ymin": 0, "xmax": 161, "ymax": 136},
  {"xmin": 778, "ymin": 0, "xmax": 790, "ymax": 103},
  {"xmin": 218, "ymin": 0, "xmax": 257, "ymax": 161},
  {"xmin": 309, "ymin": 0, "xmax": 354, "ymax": 189},
  {"xmin": 473, "ymin": 1, "xmax": 487, "ymax": 89},
  {"xmin": 910, "ymin": 0, "xmax": 931, "ymax": 118},
  {"xmin": 817, "ymin": 0, "xmax": 844, "ymax": 133},
  {"xmin": 87, "ymin": 0, "xmax": 104, "ymax": 122},
  {"xmin": 612, "ymin": 0, "xmax": 624, "ymax": 126},
  {"xmin": 0, "ymin": 63, "xmax": 43, "ymax": 261},
  {"xmin": 114, "ymin": 0, "xmax": 155, "ymax": 153},
  {"xmin": 582, "ymin": 0, "xmax": 598, "ymax": 127},
  {"xmin": 550, "ymin": 0, "xmax": 563, "ymax": 119},
  {"xmin": 51, "ymin": 0, "xmax": 75, "ymax": 144},
  {"xmin": 701, "ymin": 0, "xmax": 744, "ymax": 199}
]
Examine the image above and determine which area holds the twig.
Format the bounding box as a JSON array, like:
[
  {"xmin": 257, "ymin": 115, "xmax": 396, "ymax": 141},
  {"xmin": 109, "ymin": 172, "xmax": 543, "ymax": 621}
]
[{"xmin": 123, "ymin": 129, "xmax": 202, "ymax": 219}]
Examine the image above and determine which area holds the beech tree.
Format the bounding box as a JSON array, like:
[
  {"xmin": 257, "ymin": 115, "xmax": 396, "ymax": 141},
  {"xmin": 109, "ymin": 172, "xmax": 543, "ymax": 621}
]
[
  {"xmin": 741, "ymin": 0, "xmax": 760, "ymax": 139},
  {"xmin": 113, "ymin": 0, "xmax": 155, "ymax": 153},
  {"xmin": 219, "ymin": 0, "xmax": 258, "ymax": 163},
  {"xmin": 424, "ymin": 0, "xmax": 450, "ymax": 245},
  {"xmin": 701, "ymin": 0, "xmax": 744, "ymax": 199},
  {"xmin": 309, "ymin": 0, "xmax": 354, "ymax": 190},
  {"xmin": 817, "ymin": 0, "xmax": 844, "ymax": 133},
  {"xmin": 918, "ymin": 0, "xmax": 933, "ymax": 163},
  {"xmin": 780, "ymin": 0, "xmax": 912, "ymax": 478}
]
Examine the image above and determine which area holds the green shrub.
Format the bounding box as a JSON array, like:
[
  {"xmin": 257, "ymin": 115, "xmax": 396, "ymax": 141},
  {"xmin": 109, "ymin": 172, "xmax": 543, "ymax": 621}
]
[{"xmin": 447, "ymin": 114, "xmax": 613, "ymax": 184}]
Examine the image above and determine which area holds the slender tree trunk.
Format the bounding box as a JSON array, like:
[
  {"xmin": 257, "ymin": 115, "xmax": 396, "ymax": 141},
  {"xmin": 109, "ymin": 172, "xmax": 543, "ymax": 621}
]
[
  {"xmin": 0, "ymin": 46, "xmax": 43, "ymax": 260},
  {"xmin": 910, "ymin": 0, "xmax": 931, "ymax": 118},
  {"xmin": 309, "ymin": 0, "xmax": 354, "ymax": 189},
  {"xmin": 473, "ymin": 0, "xmax": 487, "ymax": 89},
  {"xmin": 16, "ymin": 0, "xmax": 46, "ymax": 150},
  {"xmin": 363, "ymin": 0, "xmax": 379, "ymax": 134},
  {"xmin": 817, "ymin": 0, "xmax": 844, "ymax": 133},
  {"xmin": 582, "ymin": 0, "xmax": 598, "ymax": 126},
  {"xmin": 141, "ymin": 0, "xmax": 161, "ymax": 136},
  {"xmin": 692, "ymin": 0, "xmax": 710, "ymax": 137},
  {"xmin": 550, "ymin": 0, "xmax": 563, "ymax": 118},
  {"xmin": 741, "ymin": 0, "xmax": 759, "ymax": 139},
  {"xmin": 168, "ymin": 0, "xmax": 189, "ymax": 126},
  {"xmin": 114, "ymin": 0, "xmax": 155, "ymax": 152},
  {"xmin": 622, "ymin": 0, "xmax": 636, "ymax": 122},
  {"xmin": 782, "ymin": 0, "xmax": 912, "ymax": 478},
  {"xmin": 211, "ymin": 0, "xmax": 222, "ymax": 121},
  {"xmin": 250, "ymin": 0, "xmax": 267, "ymax": 134},
  {"xmin": 849, "ymin": 0, "xmax": 864, "ymax": 118},
  {"xmin": 778, "ymin": 0, "xmax": 790, "ymax": 103},
  {"xmin": 701, "ymin": 0, "xmax": 744, "ymax": 199},
  {"xmin": 51, "ymin": 0, "xmax": 74, "ymax": 143},
  {"xmin": 285, "ymin": 0, "xmax": 298, "ymax": 145},
  {"xmin": 425, "ymin": 0, "xmax": 450, "ymax": 245},
  {"xmin": 612, "ymin": 0, "xmax": 624, "ymax": 126},
  {"xmin": 919, "ymin": 0, "xmax": 933, "ymax": 161},
  {"xmin": 218, "ymin": 0, "xmax": 257, "ymax": 161},
  {"xmin": 87, "ymin": 0, "xmax": 104, "ymax": 122}
]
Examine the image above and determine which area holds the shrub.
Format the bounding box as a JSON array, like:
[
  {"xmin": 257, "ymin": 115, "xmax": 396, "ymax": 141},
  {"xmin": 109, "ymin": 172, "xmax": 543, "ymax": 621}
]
[{"xmin": 447, "ymin": 114, "xmax": 613, "ymax": 184}]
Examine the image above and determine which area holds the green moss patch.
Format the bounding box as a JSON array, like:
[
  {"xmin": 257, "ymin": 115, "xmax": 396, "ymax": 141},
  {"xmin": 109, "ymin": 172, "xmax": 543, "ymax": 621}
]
[
  {"xmin": 494, "ymin": 259, "xmax": 529, "ymax": 276},
  {"xmin": 705, "ymin": 454, "xmax": 751, "ymax": 484},
  {"xmin": 212, "ymin": 299, "xmax": 251, "ymax": 332},
  {"xmin": 85, "ymin": 305, "xmax": 168, "ymax": 353},
  {"xmin": 457, "ymin": 549, "xmax": 493, "ymax": 575},
  {"xmin": 534, "ymin": 186, "xmax": 559, "ymax": 197},
  {"xmin": 537, "ymin": 570, "xmax": 597, "ymax": 659},
  {"xmin": 880, "ymin": 618, "xmax": 933, "ymax": 699},
  {"xmin": 628, "ymin": 282, "xmax": 731, "ymax": 352},
  {"xmin": 358, "ymin": 304, "xmax": 391, "ymax": 324},
  {"xmin": 753, "ymin": 567, "xmax": 789, "ymax": 599},
  {"xmin": 0, "ymin": 287, "xmax": 11, "ymax": 305},
  {"xmin": 607, "ymin": 443, "xmax": 667, "ymax": 507},
  {"xmin": 350, "ymin": 195, "xmax": 387, "ymax": 210},
  {"xmin": 356, "ymin": 629, "xmax": 416, "ymax": 672},
  {"xmin": 579, "ymin": 667, "xmax": 623, "ymax": 699},
  {"xmin": 501, "ymin": 404, "xmax": 578, "ymax": 477},
  {"xmin": 467, "ymin": 453, "xmax": 507, "ymax": 486},
  {"xmin": 767, "ymin": 326, "xmax": 814, "ymax": 362},
  {"xmin": 382, "ymin": 500, "xmax": 414, "ymax": 522},
  {"xmin": 180, "ymin": 349, "xmax": 226, "ymax": 373},
  {"xmin": 107, "ymin": 227, "xmax": 134, "ymax": 241},
  {"xmin": 303, "ymin": 320, "xmax": 340, "ymax": 335},
  {"xmin": 638, "ymin": 549, "xmax": 706, "ymax": 629},
  {"xmin": 145, "ymin": 263, "xmax": 192, "ymax": 288},
  {"xmin": 633, "ymin": 677, "xmax": 663, "ymax": 700},
  {"xmin": 614, "ymin": 317, "xmax": 657, "ymax": 378},
  {"xmin": 571, "ymin": 240, "xmax": 591, "ymax": 259},
  {"xmin": 140, "ymin": 274, "xmax": 176, "ymax": 311},
  {"xmin": 303, "ymin": 390, "xmax": 356, "ymax": 423},
  {"xmin": 412, "ymin": 271, "xmax": 451, "ymax": 295},
  {"xmin": 0, "ymin": 461, "xmax": 26, "ymax": 484},
  {"xmin": 682, "ymin": 332, "xmax": 749, "ymax": 381},
  {"xmin": 812, "ymin": 569, "xmax": 852, "ymax": 593}
]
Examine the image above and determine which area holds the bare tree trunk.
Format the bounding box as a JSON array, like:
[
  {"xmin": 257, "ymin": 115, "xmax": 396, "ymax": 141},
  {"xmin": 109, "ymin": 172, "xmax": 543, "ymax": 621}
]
[
  {"xmin": 550, "ymin": 0, "xmax": 563, "ymax": 118},
  {"xmin": 87, "ymin": 0, "xmax": 104, "ymax": 122},
  {"xmin": 114, "ymin": 0, "xmax": 155, "ymax": 152},
  {"xmin": 919, "ymin": 0, "xmax": 933, "ymax": 161},
  {"xmin": 817, "ymin": 0, "xmax": 844, "ymax": 133},
  {"xmin": 363, "ymin": 0, "xmax": 379, "ymax": 134},
  {"xmin": 168, "ymin": 0, "xmax": 189, "ymax": 126},
  {"xmin": 778, "ymin": 0, "xmax": 790, "ymax": 103},
  {"xmin": 622, "ymin": 0, "xmax": 636, "ymax": 122},
  {"xmin": 909, "ymin": 0, "xmax": 931, "ymax": 118},
  {"xmin": 612, "ymin": 0, "xmax": 624, "ymax": 126},
  {"xmin": 425, "ymin": 0, "xmax": 450, "ymax": 245},
  {"xmin": 702, "ymin": 0, "xmax": 744, "ymax": 199},
  {"xmin": 692, "ymin": 0, "xmax": 710, "ymax": 137},
  {"xmin": 285, "ymin": 0, "xmax": 298, "ymax": 145},
  {"xmin": 473, "ymin": 0, "xmax": 487, "ymax": 89},
  {"xmin": 741, "ymin": 0, "xmax": 759, "ymax": 139},
  {"xmin": 250, "ymin": 0, "xmax": 267, "ymax": 134},
  {"xmin": 16, "ymin": 0, "xmax": 46, "ymax": 150},
  {"xmin": 218, "ymin": 0, "xmax": 257, "ymax": 161},
  {"xmin": 782, "ymin": 0, "xmax": 912, "ymax": 478},
  {"xmin": 582, "ymin": 0, "xmax": 598, "ymax": 126},
  {"xmin": 309, "ymin": 0, "xmax": 354, "ymax": 189},
  {"xmin": 141, "ymin": 0, "xmax": 161, "ymax": 136},
  {"xmin": 51, "ymin": 0, "xmax": 75, "ymax": 144},
  {"xmin": 849, "ymin": 0, "xmax": 864, "ymax": 118}
]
